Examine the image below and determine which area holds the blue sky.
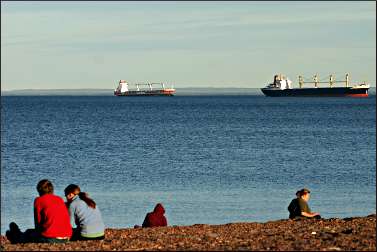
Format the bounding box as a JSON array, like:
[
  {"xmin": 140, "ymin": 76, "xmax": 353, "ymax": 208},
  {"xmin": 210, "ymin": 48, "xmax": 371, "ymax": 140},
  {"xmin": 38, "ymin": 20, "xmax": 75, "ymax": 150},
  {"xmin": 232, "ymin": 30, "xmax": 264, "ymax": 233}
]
[{"xmin": 1, "ymin": 1, "xmax": 376, "ymax": 90}]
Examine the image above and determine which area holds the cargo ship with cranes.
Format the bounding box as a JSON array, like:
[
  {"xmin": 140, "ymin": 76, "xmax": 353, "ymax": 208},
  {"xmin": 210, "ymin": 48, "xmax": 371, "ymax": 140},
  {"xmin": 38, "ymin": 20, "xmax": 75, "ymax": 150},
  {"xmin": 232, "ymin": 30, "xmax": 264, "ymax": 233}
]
[
  {"xmin": 261, "ymin": 73, "xmax": 370, "ymax": 97},
  {"xmin": 114, "ymin": 80, "xmax": 176, "ymax": 96}
]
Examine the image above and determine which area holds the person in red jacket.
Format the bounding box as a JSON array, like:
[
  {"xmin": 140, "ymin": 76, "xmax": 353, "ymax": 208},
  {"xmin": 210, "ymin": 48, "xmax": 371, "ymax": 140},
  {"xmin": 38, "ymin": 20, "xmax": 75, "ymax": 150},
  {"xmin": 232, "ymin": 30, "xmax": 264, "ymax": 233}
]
[
  {"xmin": 33, "ymin": 179, "xmax": 72, "ymax": 242},
  {"xmin": 142, "ymin": 203, "xmax": 168, "ymax": 228},
  {"xmin": 6, "ymin": 179, "xmax": 72, "ymax": 243}
]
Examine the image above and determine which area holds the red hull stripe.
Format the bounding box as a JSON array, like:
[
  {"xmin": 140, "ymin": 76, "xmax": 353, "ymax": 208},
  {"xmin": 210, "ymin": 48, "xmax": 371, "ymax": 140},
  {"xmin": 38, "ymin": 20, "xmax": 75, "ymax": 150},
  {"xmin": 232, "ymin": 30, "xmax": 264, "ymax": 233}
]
[{"xmin": 347, "ymin": 94, "xmax": 369, "ymax": 97}]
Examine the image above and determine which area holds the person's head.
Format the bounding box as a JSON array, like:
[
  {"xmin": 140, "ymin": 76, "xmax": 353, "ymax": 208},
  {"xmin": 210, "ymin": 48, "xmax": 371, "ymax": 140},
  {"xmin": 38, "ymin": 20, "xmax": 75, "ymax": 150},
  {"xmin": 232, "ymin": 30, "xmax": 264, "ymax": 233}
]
[
  {"xmin": 64, "ymin": 184, "xmax": 96, "ymax": 208},
  {"xmin": 153, "ymin": 203, "xmax": 165, "ymax": 215},
  {"xmin": 295, "ymin": 190, "xmax": 300, "ymax": 198},
  {"xmin": 36, "ymin": 179, "xmax": 54, "ymax": 196},
  {"xmin": 64, "ymin": 184, "xmax": 80, "ymax": 202},
  {"xmin": 298, "ymin": 188, "xmax": 311, "ymax": 202}
]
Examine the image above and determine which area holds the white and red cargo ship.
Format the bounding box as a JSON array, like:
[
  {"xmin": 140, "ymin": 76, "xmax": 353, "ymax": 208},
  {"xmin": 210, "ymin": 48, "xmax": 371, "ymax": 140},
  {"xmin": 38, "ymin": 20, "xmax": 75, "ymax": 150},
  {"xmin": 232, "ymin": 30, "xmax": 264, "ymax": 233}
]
[{"xmin": 114, "ymin": 80, "xmax": 175, "ymax": 96}]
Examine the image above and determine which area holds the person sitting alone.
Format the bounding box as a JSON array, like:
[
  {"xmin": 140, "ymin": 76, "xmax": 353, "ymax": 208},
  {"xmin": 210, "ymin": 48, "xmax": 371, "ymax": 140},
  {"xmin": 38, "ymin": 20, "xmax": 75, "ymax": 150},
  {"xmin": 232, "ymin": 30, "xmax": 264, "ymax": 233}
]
[
  {"xmin": 288, "ymin": 188, "xmax": 321, "ymax": 219},
  {"xmin": 141, "ymin": 203, "xmax": 168, "ymax": 228}
]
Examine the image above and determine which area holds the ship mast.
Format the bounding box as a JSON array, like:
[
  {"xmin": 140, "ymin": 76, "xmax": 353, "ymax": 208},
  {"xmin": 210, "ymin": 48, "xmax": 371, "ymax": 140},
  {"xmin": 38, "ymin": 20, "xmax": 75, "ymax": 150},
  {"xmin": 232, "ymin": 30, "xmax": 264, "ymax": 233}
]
[
  {"xmin": 298, "ymin": 73, "xmax": 351, "ymax": 88},
  {"xmin": 329, "ymin": 74, "xmax": 334, "ymax": 88},
  {"xmin": 314, "ymin": 74, "xmax": 318, "ymax": 88}
]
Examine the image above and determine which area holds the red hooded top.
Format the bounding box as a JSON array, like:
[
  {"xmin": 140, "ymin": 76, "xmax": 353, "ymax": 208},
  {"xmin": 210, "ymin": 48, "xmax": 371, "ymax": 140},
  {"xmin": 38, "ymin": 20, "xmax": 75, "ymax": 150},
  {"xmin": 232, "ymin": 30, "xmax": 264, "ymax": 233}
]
[
  {"xmin": 142, "ymin": 203, "xmax": 167, "ymax": 228},
  {"xmin": 34, "ymin": 194, "xmax": 72, "ymax": 238}
]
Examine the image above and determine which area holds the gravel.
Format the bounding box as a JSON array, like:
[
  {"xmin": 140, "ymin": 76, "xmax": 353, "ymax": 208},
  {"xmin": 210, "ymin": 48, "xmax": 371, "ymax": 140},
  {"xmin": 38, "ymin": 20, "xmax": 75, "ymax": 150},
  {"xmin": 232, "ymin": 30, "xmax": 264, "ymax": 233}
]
[{"xmin": 1, "ymin": 214, "xmax": 375, "ymax": 251}]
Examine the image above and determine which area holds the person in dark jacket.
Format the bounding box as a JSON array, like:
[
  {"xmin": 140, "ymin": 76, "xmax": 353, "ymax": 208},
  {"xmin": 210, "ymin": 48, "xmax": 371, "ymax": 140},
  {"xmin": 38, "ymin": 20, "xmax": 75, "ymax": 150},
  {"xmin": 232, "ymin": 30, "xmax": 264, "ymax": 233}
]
[
  {"xmin": 288, "ymin": 188, "xmax": 321, "ymax": 219},
  {"xmin": 142, "ymin": 203, "xmax": 168, "ymax": 228},
  {"xmin": 287, "ymin": 190, "xmax": 301, "ymax": 219}
]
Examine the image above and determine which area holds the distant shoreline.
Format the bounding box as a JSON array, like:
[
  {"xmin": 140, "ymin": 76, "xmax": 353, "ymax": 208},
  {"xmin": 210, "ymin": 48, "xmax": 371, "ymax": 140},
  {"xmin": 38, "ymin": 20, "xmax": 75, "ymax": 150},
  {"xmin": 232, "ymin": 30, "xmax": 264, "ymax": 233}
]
[
  {"xmin": 1, "ymin": 214, "xmax": 375, "ymax": 251},
  {"xmin": 1, "ymin": 87, "xmax": 376, "ymax": 96},
  {"xmin": 1, "ymin": 88, "xmax": 264, "ymax": 96}
]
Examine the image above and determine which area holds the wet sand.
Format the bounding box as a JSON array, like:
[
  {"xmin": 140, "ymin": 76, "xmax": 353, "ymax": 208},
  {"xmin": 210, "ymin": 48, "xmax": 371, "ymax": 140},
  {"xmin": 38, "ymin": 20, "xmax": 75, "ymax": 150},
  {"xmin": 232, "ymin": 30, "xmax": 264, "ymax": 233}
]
[{"xmin": 1, "ymin": 214, "xmax": 375, "ymax": 251}]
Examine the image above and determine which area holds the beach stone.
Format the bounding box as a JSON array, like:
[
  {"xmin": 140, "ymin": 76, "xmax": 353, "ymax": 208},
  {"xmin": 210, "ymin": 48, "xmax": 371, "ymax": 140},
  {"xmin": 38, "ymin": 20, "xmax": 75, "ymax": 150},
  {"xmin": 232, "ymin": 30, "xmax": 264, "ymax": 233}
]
[
  {"xmin": 327, "ymin": 246, "xmax": 342, "ymax": 251},
  {"xmin": 1, "ymin": 214, "xmax": 375, "ymax": 251}
]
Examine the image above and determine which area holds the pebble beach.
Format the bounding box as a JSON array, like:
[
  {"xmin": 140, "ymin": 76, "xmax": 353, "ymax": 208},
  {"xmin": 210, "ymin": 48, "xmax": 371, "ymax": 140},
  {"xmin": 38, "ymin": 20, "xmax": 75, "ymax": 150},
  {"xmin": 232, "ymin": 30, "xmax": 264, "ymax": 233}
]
[{"xmin": 1, "ymin": 214, "xmax": 375, "ymax": 251}]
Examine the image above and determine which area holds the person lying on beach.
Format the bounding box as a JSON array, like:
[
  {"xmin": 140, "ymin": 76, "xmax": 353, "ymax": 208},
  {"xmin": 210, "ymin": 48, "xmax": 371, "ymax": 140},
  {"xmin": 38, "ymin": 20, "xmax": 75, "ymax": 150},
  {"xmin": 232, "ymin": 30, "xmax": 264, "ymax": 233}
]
[
  {"xmin": 6, "ymin": 179, "xmax": 72, "ymax": 243},
  {"xmin": 138, "ymin": 203, "xmax": 168, "ymax": 228},
  {"xmin": 64, "ymin": 184, "xmax": 105, "ymax": 241},
  {"xmin": 288, "ymin": 188, "xmax": 321, "ymax": 219}
]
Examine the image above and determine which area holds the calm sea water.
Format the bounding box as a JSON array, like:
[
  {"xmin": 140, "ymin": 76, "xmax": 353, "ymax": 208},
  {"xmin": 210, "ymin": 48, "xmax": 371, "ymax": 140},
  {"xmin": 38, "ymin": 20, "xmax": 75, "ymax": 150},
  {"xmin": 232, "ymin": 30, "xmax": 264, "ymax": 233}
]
[{"xmin": 1, "ymin": 93, "xmax": 376, "ymax": 234}]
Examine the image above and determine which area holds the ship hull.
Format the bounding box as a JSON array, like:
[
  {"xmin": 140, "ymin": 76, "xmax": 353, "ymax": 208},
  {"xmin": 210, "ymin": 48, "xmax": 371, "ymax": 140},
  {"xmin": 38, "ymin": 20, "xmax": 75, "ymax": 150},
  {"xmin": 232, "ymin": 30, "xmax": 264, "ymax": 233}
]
[
  {"xmin": 114, "ymin": 90, "xmax": 175, "ymax": 96},
  {"xmin": 261, "ymin": 87, "xmax": 369, "ymax": 97}
]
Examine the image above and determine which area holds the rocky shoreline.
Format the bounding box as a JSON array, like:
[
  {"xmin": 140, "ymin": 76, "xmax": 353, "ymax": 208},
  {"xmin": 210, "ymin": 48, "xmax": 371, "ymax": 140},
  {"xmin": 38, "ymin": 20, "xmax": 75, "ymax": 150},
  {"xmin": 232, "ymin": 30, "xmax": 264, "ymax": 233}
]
[{"xmin": 1, "ymin": 214, "xmax": 375, "ymax": 251}]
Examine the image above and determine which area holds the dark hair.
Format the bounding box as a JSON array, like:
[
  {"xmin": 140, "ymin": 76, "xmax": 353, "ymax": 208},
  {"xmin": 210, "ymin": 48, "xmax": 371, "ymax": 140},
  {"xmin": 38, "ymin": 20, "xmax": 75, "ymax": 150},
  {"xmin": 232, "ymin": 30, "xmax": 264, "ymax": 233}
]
[
  {"xmin": 36, "ymin": 179, "xmax": 54, "ymax": 196},
  {"xmin": 298, "ymin": 188, "xmax": 310, "ymax": 197},
  {"xmin": 64, "ymin": 184, "xmax": 80, "ymax": 196},
  {"xmin": 64, "ymin": 184, "xmax": 96, "ymax": 209}
]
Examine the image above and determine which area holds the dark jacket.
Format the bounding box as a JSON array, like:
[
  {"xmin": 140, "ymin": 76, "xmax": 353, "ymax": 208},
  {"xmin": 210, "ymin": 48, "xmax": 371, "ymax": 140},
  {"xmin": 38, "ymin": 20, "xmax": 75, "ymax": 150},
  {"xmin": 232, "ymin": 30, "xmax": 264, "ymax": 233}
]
[
  {"xmin": 288, "ymin": 198, "xmax": 320, "ymax": 219},
  {"xmin": 142, "ymin": 203, "xmax": 167, "ymax": 228},
  {"xmin": 288, "ymin": 198, "xmax": 301, "ymax": 219}
]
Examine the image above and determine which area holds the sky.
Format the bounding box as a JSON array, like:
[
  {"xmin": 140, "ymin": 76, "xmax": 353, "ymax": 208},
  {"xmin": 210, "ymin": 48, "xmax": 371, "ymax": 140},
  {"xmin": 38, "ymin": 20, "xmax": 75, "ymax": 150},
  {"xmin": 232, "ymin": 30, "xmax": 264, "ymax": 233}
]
[{"xmin": 1, "ymin": 1, "xmax": 376, "ymax": 90}]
